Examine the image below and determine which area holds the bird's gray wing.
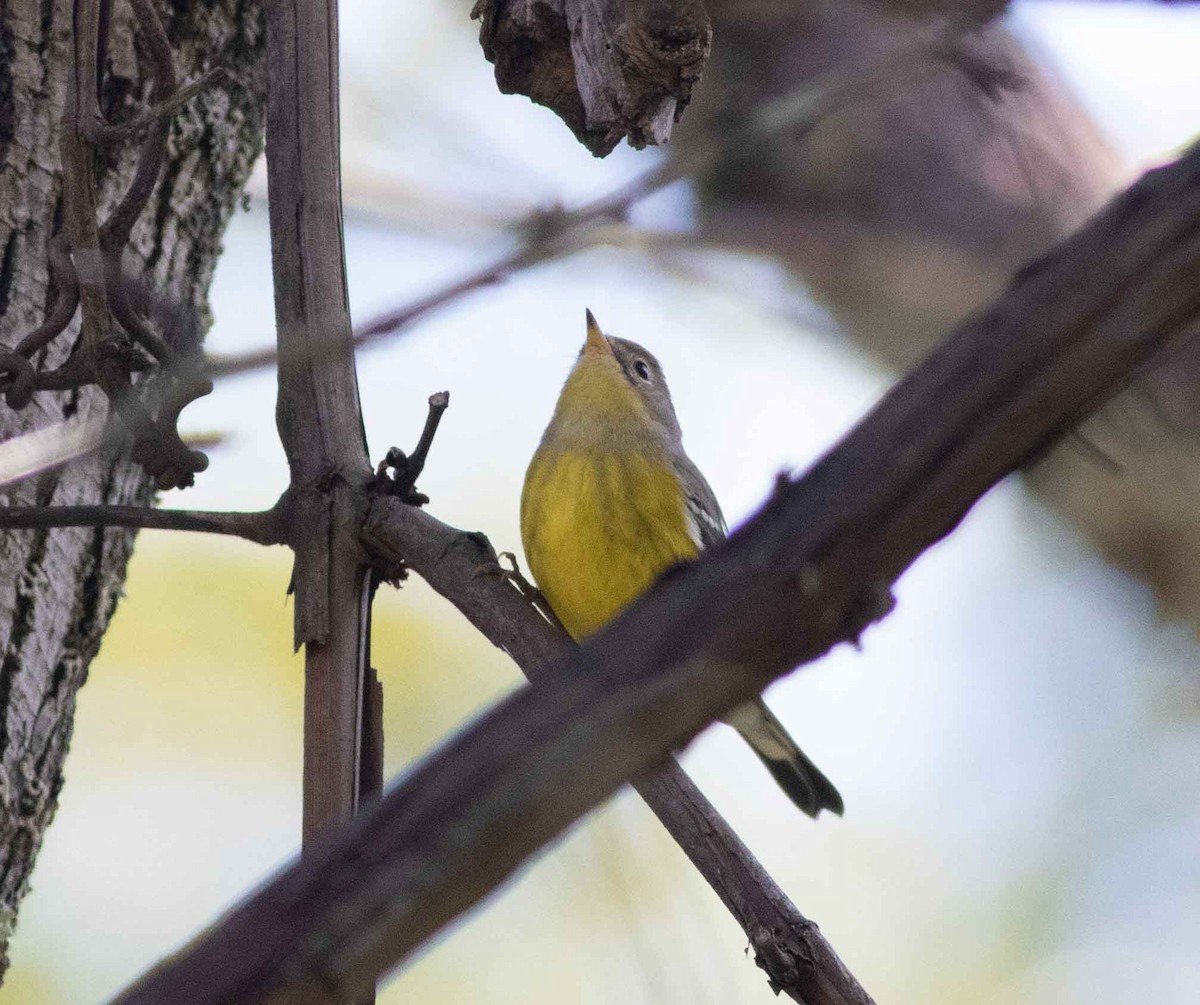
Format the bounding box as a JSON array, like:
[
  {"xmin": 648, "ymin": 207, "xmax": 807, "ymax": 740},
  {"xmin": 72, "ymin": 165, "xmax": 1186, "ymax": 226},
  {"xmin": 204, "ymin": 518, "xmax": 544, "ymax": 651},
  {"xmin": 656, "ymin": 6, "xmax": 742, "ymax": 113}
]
[
  {"xmin": 673, "ymin": 454, "xmax": 727, "ymax": 549},
  {"xmin": 676, "ymin": 454, "xmax": 840, "ymax": 816}
]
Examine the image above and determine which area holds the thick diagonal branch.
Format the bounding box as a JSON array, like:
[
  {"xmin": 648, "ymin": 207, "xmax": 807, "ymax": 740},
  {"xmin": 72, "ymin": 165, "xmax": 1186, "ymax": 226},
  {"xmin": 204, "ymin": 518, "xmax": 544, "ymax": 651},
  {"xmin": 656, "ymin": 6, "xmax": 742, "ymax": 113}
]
[
  {"xmin": 360, "ymin": 500, "xmax": 873, "ymax": 1005},
  {"xmin": 110, "ymin": 144, "xmax": 1200, "ymax": 1005}
]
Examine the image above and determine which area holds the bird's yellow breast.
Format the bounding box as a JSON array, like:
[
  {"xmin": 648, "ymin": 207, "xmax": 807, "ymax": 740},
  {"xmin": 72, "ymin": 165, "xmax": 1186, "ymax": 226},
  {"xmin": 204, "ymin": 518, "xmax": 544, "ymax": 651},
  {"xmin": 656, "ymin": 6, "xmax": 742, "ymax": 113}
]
[{"xmin": 520, "ymin": 447, "xmax": 698, "ymax": 640}]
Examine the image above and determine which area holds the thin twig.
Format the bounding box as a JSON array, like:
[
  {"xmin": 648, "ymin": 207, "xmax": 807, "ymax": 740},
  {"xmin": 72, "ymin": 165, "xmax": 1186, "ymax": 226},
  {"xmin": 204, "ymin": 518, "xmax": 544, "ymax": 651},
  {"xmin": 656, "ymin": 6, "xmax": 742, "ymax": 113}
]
[
  {"xmin": 204, "ymin": 33, "xmax": 957, "ymax": 380},
  {"xmin": 0, "ymin": 504, "xmax": 286, "ymax": 545},
  {"xmin": 374, "ymin": 391, "xmax": 450, "ymax": 503},
  {"xmin": 404, "ymin": 390, "xmax": 449, "ymax": 479}
]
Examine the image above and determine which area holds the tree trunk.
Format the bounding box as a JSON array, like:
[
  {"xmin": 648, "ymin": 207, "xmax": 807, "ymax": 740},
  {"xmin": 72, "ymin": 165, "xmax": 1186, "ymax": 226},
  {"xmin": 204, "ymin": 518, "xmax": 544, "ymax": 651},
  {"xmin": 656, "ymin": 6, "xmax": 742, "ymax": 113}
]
[{"xmin": 0, "ymin": 0, "xmax": 264, "ymax": 977}]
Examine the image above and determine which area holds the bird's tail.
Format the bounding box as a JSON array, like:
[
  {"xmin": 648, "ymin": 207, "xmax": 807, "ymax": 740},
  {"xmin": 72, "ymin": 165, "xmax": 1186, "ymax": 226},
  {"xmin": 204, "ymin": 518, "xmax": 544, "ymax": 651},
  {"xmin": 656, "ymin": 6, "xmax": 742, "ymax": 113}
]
[{"xmin": 726, "ymin": 698, "xmax": 843, "ymax": 818}]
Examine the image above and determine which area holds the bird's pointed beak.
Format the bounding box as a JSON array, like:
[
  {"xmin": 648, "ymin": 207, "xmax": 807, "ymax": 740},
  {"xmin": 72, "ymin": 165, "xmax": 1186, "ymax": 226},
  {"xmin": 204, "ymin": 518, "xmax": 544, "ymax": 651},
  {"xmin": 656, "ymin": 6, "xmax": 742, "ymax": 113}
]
[{"xmin": 584, "ymin": 308, "xmax": 612, "ymax": 357}]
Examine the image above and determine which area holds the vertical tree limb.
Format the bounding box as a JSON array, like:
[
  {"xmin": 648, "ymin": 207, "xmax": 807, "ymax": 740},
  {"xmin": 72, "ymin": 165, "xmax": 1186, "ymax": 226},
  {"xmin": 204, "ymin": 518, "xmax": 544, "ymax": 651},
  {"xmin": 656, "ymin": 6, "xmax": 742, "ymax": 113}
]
[
  {"xmin": 264, "ymin": 0, "xmax": 373, "ymax": 831},
  {"xmin": 262, "ymin": 13, "xmax": 378, "ymax": 1005}
]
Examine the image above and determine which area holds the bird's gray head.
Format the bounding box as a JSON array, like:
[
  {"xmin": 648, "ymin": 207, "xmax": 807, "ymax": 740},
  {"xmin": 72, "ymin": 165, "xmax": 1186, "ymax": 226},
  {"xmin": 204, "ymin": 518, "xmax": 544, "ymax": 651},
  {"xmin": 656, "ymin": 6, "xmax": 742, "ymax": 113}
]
[
  {"xmin": 542, "ymin": 310, "xmax": 686, "ymax": 452},
  {"xmin": 581, "ymin": 309, "xmax": 683, "ymax": 444},
  {"xmin": 606, "ymin": 335, "xmax": 682, "ymax": 443}
]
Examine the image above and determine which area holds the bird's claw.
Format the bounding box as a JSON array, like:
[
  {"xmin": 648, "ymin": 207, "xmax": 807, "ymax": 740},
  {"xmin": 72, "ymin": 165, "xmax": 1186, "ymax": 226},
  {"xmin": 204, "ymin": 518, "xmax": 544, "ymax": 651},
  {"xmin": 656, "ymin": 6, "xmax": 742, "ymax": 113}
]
[
  {"xmin": 478, "ymin": 551, "xmax": 567, "ymax": 634},
  {"xmin": 473, "ymin": 549, "xmax": 531, "ymax": 588},
  {"xmin": 475, "ymin": 549, "xmax": 539, "ymax": 598}
]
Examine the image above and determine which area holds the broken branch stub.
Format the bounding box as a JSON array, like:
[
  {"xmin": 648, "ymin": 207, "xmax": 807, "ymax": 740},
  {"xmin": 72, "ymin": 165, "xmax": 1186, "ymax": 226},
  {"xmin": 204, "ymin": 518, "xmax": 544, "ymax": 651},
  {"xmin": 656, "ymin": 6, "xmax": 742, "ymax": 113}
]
[{"xmin": 473, "ymin": 0, "xmax": 712, "ymax": 156}]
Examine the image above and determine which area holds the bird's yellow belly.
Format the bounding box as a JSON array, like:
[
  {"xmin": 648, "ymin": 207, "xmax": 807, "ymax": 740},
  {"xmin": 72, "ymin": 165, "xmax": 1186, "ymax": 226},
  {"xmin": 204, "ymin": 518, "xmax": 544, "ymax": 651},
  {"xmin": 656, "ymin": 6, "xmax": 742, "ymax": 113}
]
[{"xmin": 520, "ymin": 449, "xmax": 698, "ymax": 640}]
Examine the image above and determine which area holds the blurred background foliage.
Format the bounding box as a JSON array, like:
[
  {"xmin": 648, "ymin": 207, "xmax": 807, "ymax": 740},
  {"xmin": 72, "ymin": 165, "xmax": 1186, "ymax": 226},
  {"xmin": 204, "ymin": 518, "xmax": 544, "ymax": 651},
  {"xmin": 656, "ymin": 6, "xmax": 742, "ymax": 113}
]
[{"xmin": 6, "ymin": 1, "xmax": 1200, "ymax": 1002}]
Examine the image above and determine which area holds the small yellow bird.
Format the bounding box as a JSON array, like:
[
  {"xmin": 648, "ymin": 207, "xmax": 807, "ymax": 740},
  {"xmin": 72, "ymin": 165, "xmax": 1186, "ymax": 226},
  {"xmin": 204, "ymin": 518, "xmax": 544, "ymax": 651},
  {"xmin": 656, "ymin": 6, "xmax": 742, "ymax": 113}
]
[{"xmin": 521, "ymin": 310, "xmax": 842, "ymax": 817}]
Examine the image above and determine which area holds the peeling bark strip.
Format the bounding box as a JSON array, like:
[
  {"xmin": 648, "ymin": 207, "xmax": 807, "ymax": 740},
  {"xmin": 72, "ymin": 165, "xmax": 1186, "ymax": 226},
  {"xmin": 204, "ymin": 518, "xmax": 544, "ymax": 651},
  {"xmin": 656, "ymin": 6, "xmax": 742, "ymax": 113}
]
[
  {"xmin": 111, "ymin": 144, "xmax": 1200, "ymax": 1005},
  {"xmin": 472, "ymin": 0, "xmax": 711, "ymax": 156},
  {"xmin": 0, "ymin": 0, "xmax": 265, "ymax": 979}
]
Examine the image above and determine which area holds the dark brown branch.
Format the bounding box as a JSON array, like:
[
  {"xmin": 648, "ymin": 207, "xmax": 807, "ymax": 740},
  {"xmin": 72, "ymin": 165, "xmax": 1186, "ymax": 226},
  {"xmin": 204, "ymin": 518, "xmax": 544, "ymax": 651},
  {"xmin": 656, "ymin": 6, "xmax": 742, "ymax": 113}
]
[
  {"xmin": 359, "ymin": 499, "xmax": 874, "ymax": 1005},
  {"xmin": 863, "ymin": 0, "xmax": 1008, "ymax": 21},
  {"xmin": 472, "ymin": 0, "xmax": 712, "ymax": 156},
  {"xmin": 0, "ymin": 504, "xmax": 285, "ymax": 546},
  {"xmin": 97, "ymin": 0, "xmax": 176, "ymax": 253},
  {"xmin": 62, "ymin": 0, "xmax": 120, "ymax": 402},
  {"xmin": 109, "ymin": 141, "xmax": 1200, "ymax": 1005},
  {"xmin": 65, "ymin": 0, "xmax": 202, "ymax": 492}
]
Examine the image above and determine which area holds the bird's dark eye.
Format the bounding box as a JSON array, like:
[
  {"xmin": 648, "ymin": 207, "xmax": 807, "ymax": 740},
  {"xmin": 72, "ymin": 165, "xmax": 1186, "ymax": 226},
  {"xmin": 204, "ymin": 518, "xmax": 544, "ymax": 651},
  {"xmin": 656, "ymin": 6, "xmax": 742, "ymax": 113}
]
[{"xmin": 633, "ymin": 360, "xmax": 651, "ymax": 381}]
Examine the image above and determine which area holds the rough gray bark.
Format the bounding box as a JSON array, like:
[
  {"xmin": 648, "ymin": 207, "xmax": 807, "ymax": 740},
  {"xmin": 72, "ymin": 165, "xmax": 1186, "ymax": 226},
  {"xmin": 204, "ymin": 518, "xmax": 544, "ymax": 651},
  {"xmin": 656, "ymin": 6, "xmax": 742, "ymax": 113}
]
[{"xmin": 0, "ymin": 0, "xmax": 265, "ymax": 976}]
